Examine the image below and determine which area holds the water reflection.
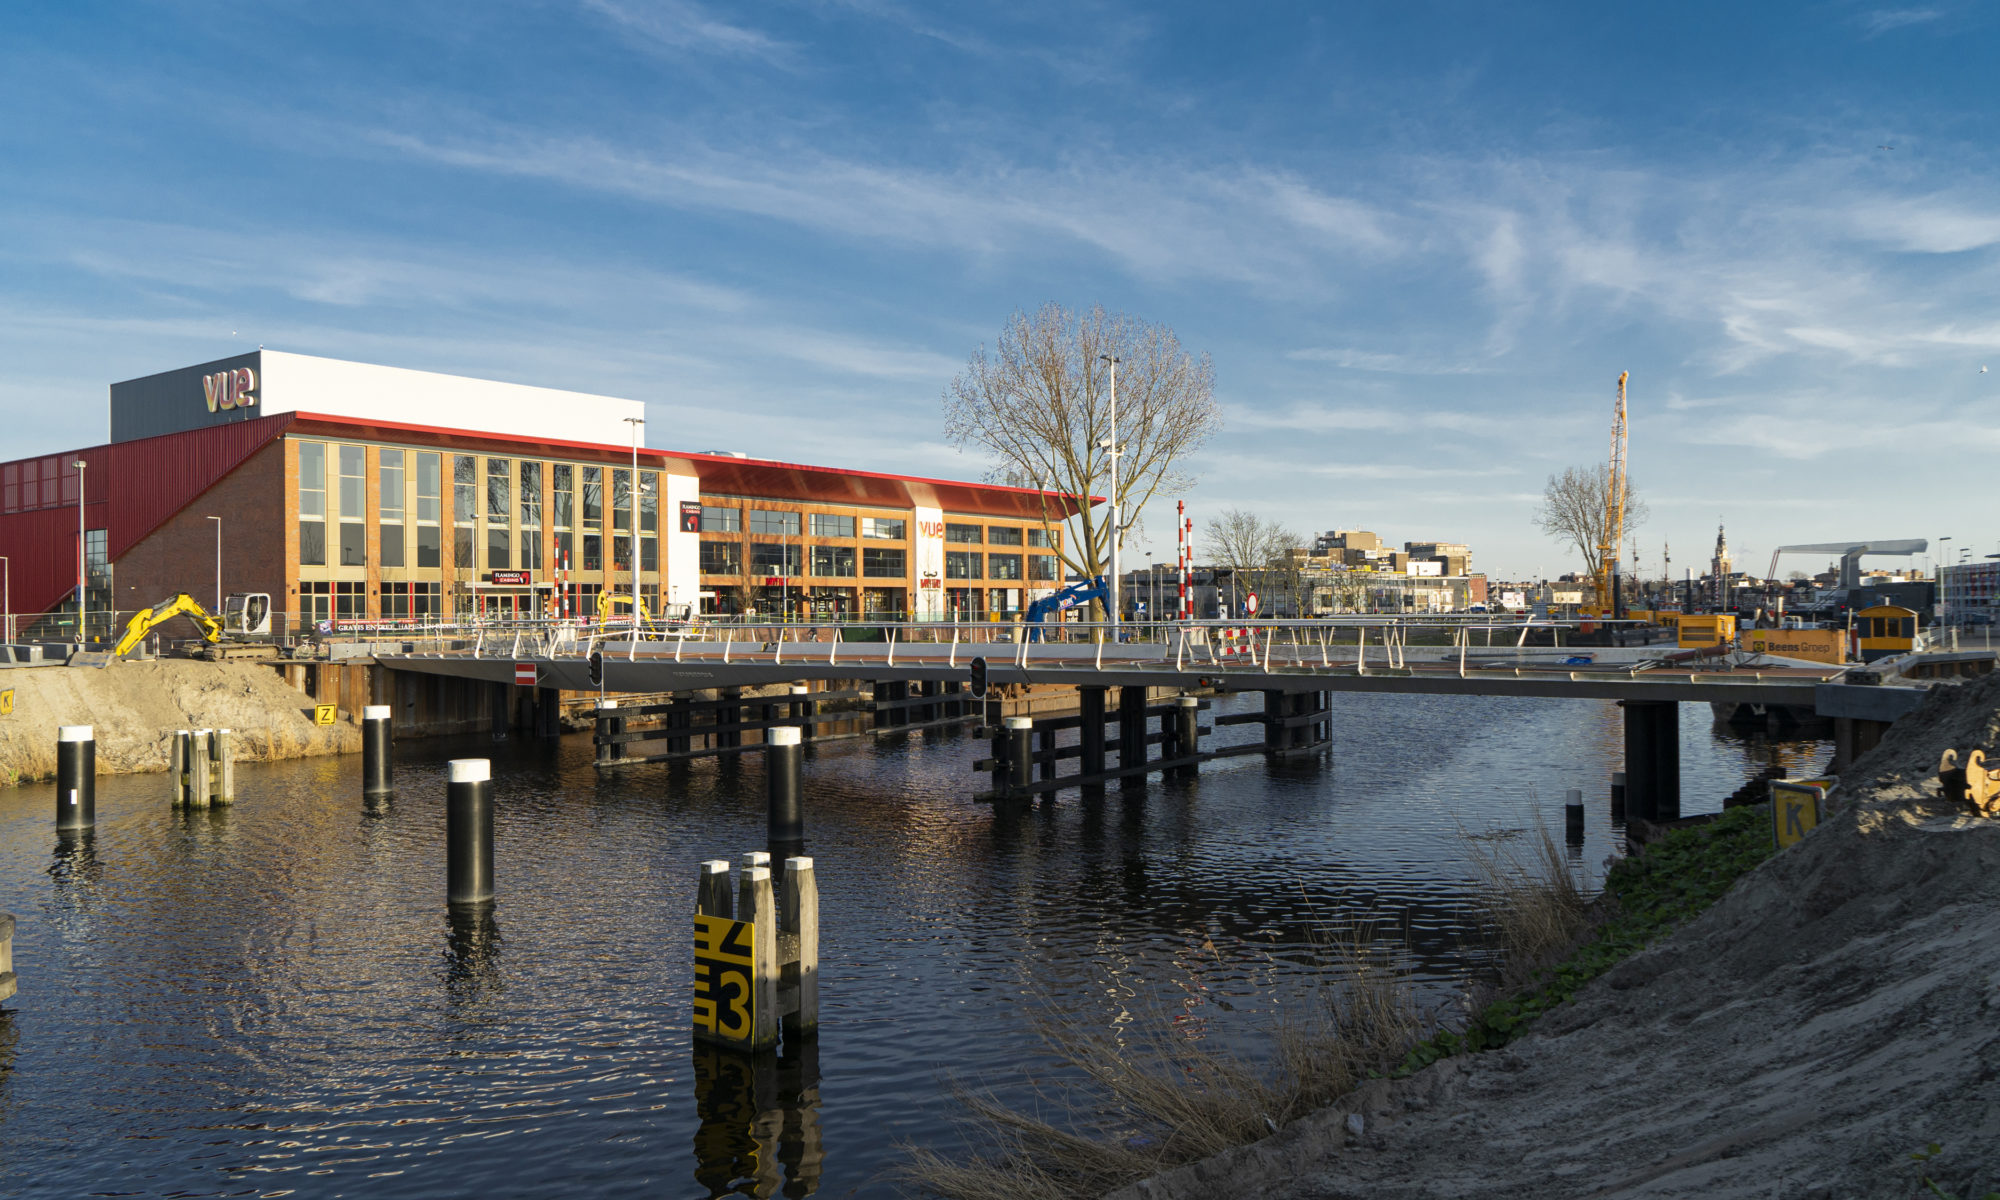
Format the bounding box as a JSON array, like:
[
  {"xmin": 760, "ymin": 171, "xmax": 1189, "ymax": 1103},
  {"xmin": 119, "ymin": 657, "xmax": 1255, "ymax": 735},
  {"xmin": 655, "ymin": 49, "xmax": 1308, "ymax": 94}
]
[
  {"xmin": 692, "ymin": 1041, "xmax": 823, "ymax": 1199},
  {"xmin": 441, "ymin": 904, "xmax": 503, "ymax": 1005}
]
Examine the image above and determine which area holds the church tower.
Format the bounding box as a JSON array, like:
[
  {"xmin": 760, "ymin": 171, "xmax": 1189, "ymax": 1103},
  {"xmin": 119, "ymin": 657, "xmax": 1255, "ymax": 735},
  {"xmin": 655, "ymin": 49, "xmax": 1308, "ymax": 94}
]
[{"xmin": 1711, "ymin": 522, "xmax": 1731, "ymax": 608}]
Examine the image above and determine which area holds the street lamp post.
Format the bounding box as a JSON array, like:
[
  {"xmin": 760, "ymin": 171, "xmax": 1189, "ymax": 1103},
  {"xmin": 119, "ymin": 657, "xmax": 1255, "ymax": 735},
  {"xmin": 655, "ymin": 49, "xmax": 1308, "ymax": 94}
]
[
  {"xmin": 74, "ymin": 459, "xmax": 87, "ymax": 643},
  {"xmin": 1098, "ymin": 354, "xmax": 1121, "ymax": 633},
  {"xmin": 623, "ymin": 415, "xmax": 644, "ymax": 628},
  {"xmin": 1, "ymin": 555, "xmax": 10, "ymax": 642},
  {"xmin": 207, "ymin": 516, "xmax": 222, "ymax": 611}
]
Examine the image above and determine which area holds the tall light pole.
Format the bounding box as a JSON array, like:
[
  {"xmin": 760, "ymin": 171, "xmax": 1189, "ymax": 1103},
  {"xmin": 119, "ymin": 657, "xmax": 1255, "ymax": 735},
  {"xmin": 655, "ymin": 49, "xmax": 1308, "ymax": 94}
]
[
  {"xmin": 207, "ymin": 516, "xmax": 222, "ymax": 611},
  {"xmin": 623, "ymin": 415, "xmax": 644, "ymax": 626},
  {"xmin": 74, "ymin": 459, "xmax": 87, "ymax": 642},
  {"xmin": 1, "ymin": 555, "xmax": 10, "ymax": 642},
  {"xmin": 1098, "ymin": 354, "xmax": 1121, "ymax": 633}
]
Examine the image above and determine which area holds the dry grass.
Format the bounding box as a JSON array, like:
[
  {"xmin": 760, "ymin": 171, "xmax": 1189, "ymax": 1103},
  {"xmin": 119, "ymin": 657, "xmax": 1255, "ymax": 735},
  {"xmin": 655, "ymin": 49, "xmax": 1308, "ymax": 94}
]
[
  {"xmin": 1463, "ymin": 814, "xmax": 1597, "ymax": 992},
  {"xmin": 899, "ymin": 933, "xmax": 1427, "ymax": 1200}
]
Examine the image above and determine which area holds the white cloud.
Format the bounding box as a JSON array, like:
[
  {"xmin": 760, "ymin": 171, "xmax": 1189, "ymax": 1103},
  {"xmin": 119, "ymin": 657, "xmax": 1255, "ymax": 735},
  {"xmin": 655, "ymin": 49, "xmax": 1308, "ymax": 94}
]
[{"xmin": 580, "ymin": 0, "xmax": 793, "ymax": 63}]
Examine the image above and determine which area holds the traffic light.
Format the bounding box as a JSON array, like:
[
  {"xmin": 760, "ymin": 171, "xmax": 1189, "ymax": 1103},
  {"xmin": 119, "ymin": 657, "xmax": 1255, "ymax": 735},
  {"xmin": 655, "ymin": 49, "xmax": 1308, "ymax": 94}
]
[
  {"xmin": 969, "ymin": 655, "xmax": 988, "ymax": 698},
  {"xmin": 589, "ymin": 650, "xmax": 603, "ymax": 687}
]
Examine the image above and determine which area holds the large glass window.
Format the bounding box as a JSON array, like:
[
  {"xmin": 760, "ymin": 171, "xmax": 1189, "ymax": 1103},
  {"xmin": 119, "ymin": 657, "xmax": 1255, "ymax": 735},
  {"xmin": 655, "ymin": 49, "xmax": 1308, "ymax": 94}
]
[
  {"xmin": 519, "ymin": 461, "xmax": 541, "ymax": 528},
  {"xmin": 700, "ymin": 541, "xmax": 742, "ymax": 574},
  {"xmin": 987, "ymin": 526, "xmax": 1023, "ymax": 546},
  {"xmin": 945, "ymin": 522, "xmax": 981, "ymax": 544},
  {"xmin": 84, "ymin": 529, "xmax": 108, "ymax": 588},
  {"xmin": 341, "ymin": 522, "xmax": 367, "ymax": 568},
  {"xmin": 416, "ymin": 452, "xmax": 441, "ymax": 525},
  {"xmin": 454, "ymin": 526, "xmax": 475, "ymax": 570},
  {"xmin": 612, "ymin": 468, "xmax": 631, "ymax": 532},
  {"xmin": 487, "ymin": 526, "xmax": 510, "ymax": 571},
  {"xmin": 1028, "ymin": 554, "xmax": 1058, "ymax": 581},
  {"xmin": 612, "ymin": 534, "xmax": 631, "ymax": 572},
  {"xmin": 335, "ymin": 581, "xmax": 366, "ymax": 621},
  {"xmin": 554, "ymin": 530, "xmax": 573, "ymax": 571},
  {"xmin": 297, "ymin": 441, "xmax": 326, "ymax": 567},
  {"xmin": 989, "ymin": 554, "xmax": 1023, "ymax": 581},
  {"xmin": 749, "ymin": 509, "xmax": 800, "ymax": 536},
  {"xmin": 453, "ymin": 456, "xmax": 477, "ymax": 524},
  {"xmin": 1026, "ymin": 527, "xmax": 1052, "ymax": 548},
  {"xmin": 583, "ymin": 533, "xmax": 602, "ymax": 572},
  {"xmin": 486, "ymin": 458, "xmax": 511, "ymax": 524},
  {"xmin": 416, "ymin": 526, "xmax": 440, "ymax": 569},
  {"xmin": 640, "ymin": 471, "xmax": 657, "ymax": 534},
  {"xmin": 863, "ymin": 547, "xmax": 906, "ymax": 577},
  {"xmin": 945, "ymin": 551, "xmax": 982, "ymax": 579},
  {"xmin": 581, "ymin": 467, "xmax": 602, "ymax": 527},
  {"xmin": 811, "ymin": 545, "xmax": 856, "ymax": 577},
  {"xmin": 379, "ymin": 449, "xmax": 405, "ymax": 522},
  {"xmin": 552, "ymin": 463, "xmax": 573, "ymax": 529},
  {"xmin": 337, "ymin": 445, "xmax": 364, "ymax": 520},
  {"xmin": 701, "ymin": 505, "xmax": 742, "ymax": 532},
  {"xmin": 641, "ymin": 537, "xmax": 657, "ymax": 573},
  {"xmin": 750, "ymin": 543, "xmax": 800, "ymax": 577},
  {"xmin": 810, "ymin": 513, "xmax": 854, "ymax": 538},
  {"xmin": 861, "ymin": 516, "xmax": 905, "ymax": 540}
]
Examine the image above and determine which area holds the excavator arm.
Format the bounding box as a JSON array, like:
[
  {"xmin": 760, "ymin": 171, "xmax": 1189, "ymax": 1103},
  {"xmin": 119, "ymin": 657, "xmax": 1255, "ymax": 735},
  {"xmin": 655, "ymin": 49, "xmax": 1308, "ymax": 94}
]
[{"xmin": 114, "ymin": 593, "xmax": 224, "ymax": 657}]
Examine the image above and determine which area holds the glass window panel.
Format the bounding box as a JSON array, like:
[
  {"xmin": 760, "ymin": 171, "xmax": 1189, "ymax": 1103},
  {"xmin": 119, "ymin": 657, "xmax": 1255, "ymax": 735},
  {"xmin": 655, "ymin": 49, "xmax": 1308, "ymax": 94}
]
[
  {"xmin": 945, "ymin": 551, "xmax": 980, "ymax": 579},
  {"xmin": 299, "ymin": 521, "xmax": 326, "ymax": 566},
  {"xmin": 641, "ymin": 537, "xmax": 657, "ymax": 573},
  {"xmin": 987, "ymin": 526, "xmax": 1023, "ymax": 546},
  {"xmin": 340, "ymin": 522, "xmax": 367, "ymax": 567},
  {"xmin": 750, "ymin": 543, "xmax": 800, "ymax": 576},
  {"xmin": 989, "ymin": 553, "xmax": 1023, "ymax": 580},
  {"xmin": 416, "ymin": 452, "xmax": 441, "ymax": 524},
  {"xmin": 749, "ymin": 509, "xmax": 799, "ymax": 536},
  {"xmin": 809, "ymin": 513, "xmax": 855, "ymax": 538},
  {"xmin": 612, "ymin": 534, "xmax": 632, "ymax": 571},
  {"xmin": 811, "ymin": 544, "xmax": 856, "ymax": 577},
  {"xmin": 612, "ymin": 469, "xmax": 631, "ymax": 532},
  {"xmin": 1028, "ymin": 554, "xmax": 1057, "ymax": 580},
  {"xmin": 701, "ymin": 505, "xmax": 741, "ymax": 532},
  {"xmin": 297, "ymin": 441, "xmax": 325, "ymax": 519},
  {"xmin": 582, "ymin": 467, "xmax": 602, "ymax": 527},
  {"xmin": 417, "ymin": 525, "xmax": 440, "ymax": 568},
  {"xmin": 520, "ymin": 461, "xmax": 542, "ymax": 527},
  {"xmin": 640, "ymin": 472, "xmax": 658, "ymax": 533},
  {"xmin": 487, "ymin": 526, "xmax": 510, "ymax": 570},
  {"xmin": 379, "ymin": 448, "xmax": 405, "ymax": 521},
  {"xmin": 945, "ymin": 522, "xmax": 981, "ymax": 543},
  {"xmin": 583, "ymin": 533, "xmax": 602, "ymax": 572},
  {"xmin": 862, "ymin": 547, "xmax": 906, "ymax": 577},
  {"xmin": 454, "ymin": 526, "xmax": 475, "ymax": 569},
  {"xmin": 522, "ymin": 530, "xmax": 542, "ymax": 571},
  {"xmin": 453, "ymin": 456, "xmax": 477, "ymax": 523},
  {"xmin": 487, "ymin": 458, "xmax": 511, "ymax": 523},
  {"xmin": 1026, "ymin": 527, "xmax": 1052, "ymax": 548},
  {"xmin": 861, "ymin": 517, "xmax": 904, "ymax": 540},
  {"xmin": 380, "ymin": 524, "xmax": 404, "ymax": 568},
  {"xmin": 552, "ymin": 463, "xmax": 573, "ymax": 528},
  {"xmin": 700, "ymin": 541, "xmax": 742, "ymax": 574},
  {"xmin": 554, "ymin": 530, "xmax": 573, "ymax": 571},
  {"xmin": 337, "ymin": 445, "xmax": 365, "ymax": 521}
]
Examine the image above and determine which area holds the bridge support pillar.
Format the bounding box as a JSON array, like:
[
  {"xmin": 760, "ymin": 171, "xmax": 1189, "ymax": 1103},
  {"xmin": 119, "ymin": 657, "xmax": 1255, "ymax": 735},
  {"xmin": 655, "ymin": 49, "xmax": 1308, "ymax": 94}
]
[
  {"xmin": 717, "ymin": 688, "xmax": 743, "ymax": 750},
  {"xmin": 1622, "ymin": 700, "xmax": 1680, "ymax": 824},
  {"xmin": 668, "ymin": 695, "xmax": 692, "ymax": 756},
  {"xmin": 1079, "ymin": 687, "xmax": 1107, "ymax": 794},
  {"xmin": 1118, "ymin": 687, "xmax": 1148, "ymax": 789}
]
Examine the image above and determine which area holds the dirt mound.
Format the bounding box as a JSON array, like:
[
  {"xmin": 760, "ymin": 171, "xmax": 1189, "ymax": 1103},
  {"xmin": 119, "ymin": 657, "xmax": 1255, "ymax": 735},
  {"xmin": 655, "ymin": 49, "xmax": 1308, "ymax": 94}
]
[
  {"xmin": 1117, "ymin": 678, "xmax": 2000, "ymax": 1200},
  {"xmin": 0, "ymin": 660, "xmax": 356, "ymax": 783}
]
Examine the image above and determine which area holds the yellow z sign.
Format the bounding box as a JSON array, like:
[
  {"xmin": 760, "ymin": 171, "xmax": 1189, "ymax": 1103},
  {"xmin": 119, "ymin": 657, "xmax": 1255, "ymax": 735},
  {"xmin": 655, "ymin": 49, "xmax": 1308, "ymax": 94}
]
[{"xmin": 693, "ymin": 914, "xmax": 756, "ymax": 1042}]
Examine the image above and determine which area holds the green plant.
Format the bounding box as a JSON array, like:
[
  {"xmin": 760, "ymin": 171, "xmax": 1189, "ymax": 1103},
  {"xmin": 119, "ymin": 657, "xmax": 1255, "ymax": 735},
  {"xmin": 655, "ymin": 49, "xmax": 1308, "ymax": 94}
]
[
  {"xmin": 1910, "ymin": 1142, "xmax": 2000, "ymax": 1200},
  {"xmin": 1399, "ymin": 804, "xmax": 1777, "ymax": 1073}
]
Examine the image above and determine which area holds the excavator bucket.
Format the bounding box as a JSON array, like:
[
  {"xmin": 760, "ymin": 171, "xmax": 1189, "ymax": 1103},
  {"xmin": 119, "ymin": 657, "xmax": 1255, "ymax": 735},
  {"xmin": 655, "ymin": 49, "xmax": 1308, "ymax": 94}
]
[{"xmin": 1967, "ymin": 749, "xmax": 2000, "ymax": 818}]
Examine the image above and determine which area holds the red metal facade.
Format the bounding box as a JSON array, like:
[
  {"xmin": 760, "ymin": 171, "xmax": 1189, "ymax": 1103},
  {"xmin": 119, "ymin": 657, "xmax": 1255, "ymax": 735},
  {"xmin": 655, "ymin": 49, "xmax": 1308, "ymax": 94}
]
[{"xmin": 0, "ymin": 414, "xmax": 293, "ymax": 618}]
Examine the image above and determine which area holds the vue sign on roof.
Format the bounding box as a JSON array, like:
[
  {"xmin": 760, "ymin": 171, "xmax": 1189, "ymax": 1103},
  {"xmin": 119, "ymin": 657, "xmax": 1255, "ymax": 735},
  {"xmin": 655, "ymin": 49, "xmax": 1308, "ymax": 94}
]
[{"xmin": 204, "ymin": 368, "xmax": 258, "ymax": 413}]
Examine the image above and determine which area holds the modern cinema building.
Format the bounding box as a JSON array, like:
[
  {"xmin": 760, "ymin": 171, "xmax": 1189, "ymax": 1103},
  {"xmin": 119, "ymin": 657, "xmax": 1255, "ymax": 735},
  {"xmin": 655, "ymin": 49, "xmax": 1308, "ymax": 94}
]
[{"xmin": 0, "ymin": 351, "xmax": 1082, "ymax": 639}]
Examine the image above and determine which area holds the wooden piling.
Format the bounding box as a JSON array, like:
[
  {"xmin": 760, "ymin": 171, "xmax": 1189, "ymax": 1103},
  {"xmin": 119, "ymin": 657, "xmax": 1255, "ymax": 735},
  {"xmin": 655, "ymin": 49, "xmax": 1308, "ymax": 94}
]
[
  {"xmin": 697, "ymin": 858, "xmax": 733, "ymax": 917},
  {"xmin": 189, "ymin": 729, "xmax": 213, "ymax": 809},
  {"xmin": 170, "ymin": 730, "xmax": 188, "ymax": 806},
  {"xmin": 740, "ymin": 864, "xmax": 781, "ymax": 1051},
  {"xmin": 781, "ymin": 857, "xmax": 819, "ymax": 1036},
  {"xmin": 213, "ymin": 728, "xmax": 235, "ymax": 804},
  {"xmin": 0, "ymin": 911, "xmax": 15, "ymax": 1005}
]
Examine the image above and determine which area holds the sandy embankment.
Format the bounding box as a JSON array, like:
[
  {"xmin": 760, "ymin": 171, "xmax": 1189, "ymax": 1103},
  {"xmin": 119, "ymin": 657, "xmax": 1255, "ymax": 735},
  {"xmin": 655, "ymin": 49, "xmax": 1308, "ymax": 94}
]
[
  {"xmin": 1116, "ymin": 672, "xmax": 2000, "ymax": 1200},
  {"xmin": 0, "ymin": 660, "xmax": 357, "ymax": 783}
]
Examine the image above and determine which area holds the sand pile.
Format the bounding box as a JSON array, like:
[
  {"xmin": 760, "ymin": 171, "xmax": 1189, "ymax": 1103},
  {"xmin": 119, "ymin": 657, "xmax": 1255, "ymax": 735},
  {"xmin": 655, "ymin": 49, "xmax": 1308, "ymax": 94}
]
[
  {"xmin": 1117, "ymin": 674, "xmax": 2000, "ymax": 1200},
  {"xmin": 0, "ymin": 659, "xmax": 357, "ymax": 783}
]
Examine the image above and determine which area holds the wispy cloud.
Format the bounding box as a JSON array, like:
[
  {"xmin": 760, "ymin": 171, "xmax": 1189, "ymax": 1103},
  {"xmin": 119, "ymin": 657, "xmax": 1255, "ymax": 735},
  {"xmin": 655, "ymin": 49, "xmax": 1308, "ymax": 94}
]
[
  {"xmin": 1284, "ymin": 347, "xmax": 1488, "ymax": 374},
  {"xmin": 580, "ymin": 0, "xmax": 793, "ymax": 63},
  {"xmin": 1857, "ymin": 7, "xmax": 1946, "ymax": 35}
]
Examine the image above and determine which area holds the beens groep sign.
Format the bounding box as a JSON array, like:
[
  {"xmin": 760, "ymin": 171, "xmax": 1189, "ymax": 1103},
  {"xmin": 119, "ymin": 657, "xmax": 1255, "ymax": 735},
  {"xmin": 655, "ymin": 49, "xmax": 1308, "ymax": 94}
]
[{"xmin": 204, "ymin": 368, "xmax": 257, "ymax": 412}]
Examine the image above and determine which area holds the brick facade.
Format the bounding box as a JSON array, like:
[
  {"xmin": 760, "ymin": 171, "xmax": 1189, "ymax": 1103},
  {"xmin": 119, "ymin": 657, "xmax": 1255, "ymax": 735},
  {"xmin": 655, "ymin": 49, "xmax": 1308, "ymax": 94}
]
[{"xmin": 113, "ymin": 440, "xmax": 289, "ymax": 633}]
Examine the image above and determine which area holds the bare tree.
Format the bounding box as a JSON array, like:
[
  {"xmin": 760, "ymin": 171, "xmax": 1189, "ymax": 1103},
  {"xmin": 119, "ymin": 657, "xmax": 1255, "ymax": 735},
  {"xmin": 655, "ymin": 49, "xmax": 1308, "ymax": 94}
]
[
  {"xmin": 1533, "ymin": 465, "xmax": 1650, "ymax": 580},
  {"xmin": 1202, "ymin": 507, "xmax": 1301, "ymax": 614},
  {"xmin": 944, "ymin": 304, "xmax": 1220, "ymax": 617}
]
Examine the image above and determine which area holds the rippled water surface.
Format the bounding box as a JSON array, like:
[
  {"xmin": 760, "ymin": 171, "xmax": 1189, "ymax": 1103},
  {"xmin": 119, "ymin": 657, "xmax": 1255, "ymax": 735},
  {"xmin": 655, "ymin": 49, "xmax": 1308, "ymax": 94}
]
[{"xmin": 0, "ymin": 693, "xmax": 1828, "ymax": 1197}]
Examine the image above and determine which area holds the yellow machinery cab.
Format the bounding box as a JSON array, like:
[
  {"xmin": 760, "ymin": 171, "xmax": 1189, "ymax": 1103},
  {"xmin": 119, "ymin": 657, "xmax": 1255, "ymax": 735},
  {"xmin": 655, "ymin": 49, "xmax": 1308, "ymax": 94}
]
[
  {"xmin": 1677, "ymin": 613, "xmax": 1736, "ymax": 649},
  {"xmin": 1854, "ymin": 604, "xmax": 1919, "ymax": 662}
]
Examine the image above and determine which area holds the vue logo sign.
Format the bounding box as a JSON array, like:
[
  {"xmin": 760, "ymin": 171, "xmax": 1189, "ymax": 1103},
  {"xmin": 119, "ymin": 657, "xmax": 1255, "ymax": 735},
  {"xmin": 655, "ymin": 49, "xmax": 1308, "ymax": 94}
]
[{"xmin": 204, "ymin": 368, "xmax": 258, "ymax": 412}]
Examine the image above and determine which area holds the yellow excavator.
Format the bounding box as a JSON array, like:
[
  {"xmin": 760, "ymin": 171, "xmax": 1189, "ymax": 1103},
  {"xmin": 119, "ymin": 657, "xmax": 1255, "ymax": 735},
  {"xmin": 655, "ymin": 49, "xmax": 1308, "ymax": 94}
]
[
  {"xmin": 596, "ymin": 591, "xmax": 651, "ymax": 624},
  {"xmin": 114, "ymin": 592, "xmax": 275, "ymax": 660}
]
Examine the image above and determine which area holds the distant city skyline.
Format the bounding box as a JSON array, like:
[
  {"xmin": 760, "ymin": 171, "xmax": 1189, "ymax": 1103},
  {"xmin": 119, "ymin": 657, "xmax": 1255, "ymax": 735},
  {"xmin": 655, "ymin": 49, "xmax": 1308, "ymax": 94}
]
[{"xmin": 2, "ymin": 2, "xmax": 1995, "ymax": 577}]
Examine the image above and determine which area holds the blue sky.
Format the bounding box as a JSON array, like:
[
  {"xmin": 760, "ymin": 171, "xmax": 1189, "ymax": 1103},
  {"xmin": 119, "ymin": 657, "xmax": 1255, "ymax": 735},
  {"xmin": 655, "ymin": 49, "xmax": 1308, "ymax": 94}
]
[{"xmin": 3, "ymin": 1, "xmax": 1996, "ymax": 578}]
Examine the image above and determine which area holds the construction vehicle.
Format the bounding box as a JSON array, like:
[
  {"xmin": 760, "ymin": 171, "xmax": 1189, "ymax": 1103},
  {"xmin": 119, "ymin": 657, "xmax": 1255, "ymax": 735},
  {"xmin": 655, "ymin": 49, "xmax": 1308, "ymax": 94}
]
[
  {"xmin": 113, "ymin": 592, "xmax": 275, "ymax": 660},
  {"xmin": 1023, "ymin": 576, "xmax": 1107, "ymax": 641}
]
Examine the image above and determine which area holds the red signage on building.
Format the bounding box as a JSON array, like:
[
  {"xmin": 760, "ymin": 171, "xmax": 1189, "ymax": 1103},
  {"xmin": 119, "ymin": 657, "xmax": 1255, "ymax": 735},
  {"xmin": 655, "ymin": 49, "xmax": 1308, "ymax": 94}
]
[
  {"xmin": 680, "ymin": 501, "xmax": 703, "ymax": 533},
  {"xmin": 488, "ymin": 570, "xmax": 531, "ymax": 585},
  {"xmin": 514, "ymin": 663, "xmax": 537, "ymax": 687}
]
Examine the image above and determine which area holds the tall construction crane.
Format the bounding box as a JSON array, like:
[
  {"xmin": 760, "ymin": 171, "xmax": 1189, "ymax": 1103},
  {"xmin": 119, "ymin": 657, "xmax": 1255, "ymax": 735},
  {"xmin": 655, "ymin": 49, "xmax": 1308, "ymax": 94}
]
[{"xmin": 1596, "ymin": 371, "xmax": 1630, "ymax": 616}]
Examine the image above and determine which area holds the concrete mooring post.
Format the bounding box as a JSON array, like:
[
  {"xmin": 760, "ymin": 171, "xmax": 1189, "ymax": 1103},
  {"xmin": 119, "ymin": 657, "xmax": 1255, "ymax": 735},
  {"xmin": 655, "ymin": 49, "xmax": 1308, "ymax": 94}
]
[
  {"xmin": 447, "ymin": 759, "xmax": 495, "ymax": 905},
  {"xmin": 362, "ymin": 705, "xmax": 393, "ymax": 798},
  {"xmin": 56, "ymin": 726, "xmax": 95, "ymax": 830},
  {"xmin": 766, "ymin": 726, "xmax": 804, "ymax": 847},
  {"xmin": 1174, "ymin": 696, "xmax": 1201, "ymax": 778}
]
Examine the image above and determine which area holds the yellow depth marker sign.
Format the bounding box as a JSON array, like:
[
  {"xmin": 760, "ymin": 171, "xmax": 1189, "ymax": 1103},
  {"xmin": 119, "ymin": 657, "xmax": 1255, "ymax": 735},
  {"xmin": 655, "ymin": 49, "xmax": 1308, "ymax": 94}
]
[
  {"xmin": 1771, "ymin": 780, "xmax": 1824, "ymax": 849},
  {"xmin": 0, "ymin": 688, "xmax": 13, "ymax": 716},
  {"xmin": 314, "ymin": 704, "xmax": 337, "ymax": 726},
  {"xmin": 693, "ymin": 914, "xmax": 757, "ymax": 1043}
]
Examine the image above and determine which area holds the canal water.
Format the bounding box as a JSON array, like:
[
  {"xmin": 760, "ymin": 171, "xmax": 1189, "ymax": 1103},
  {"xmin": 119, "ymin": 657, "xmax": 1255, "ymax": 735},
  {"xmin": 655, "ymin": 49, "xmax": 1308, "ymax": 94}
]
[{"xmin": 0, "ymin": 693, "xmax": 1828, "ymax": 1198}]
